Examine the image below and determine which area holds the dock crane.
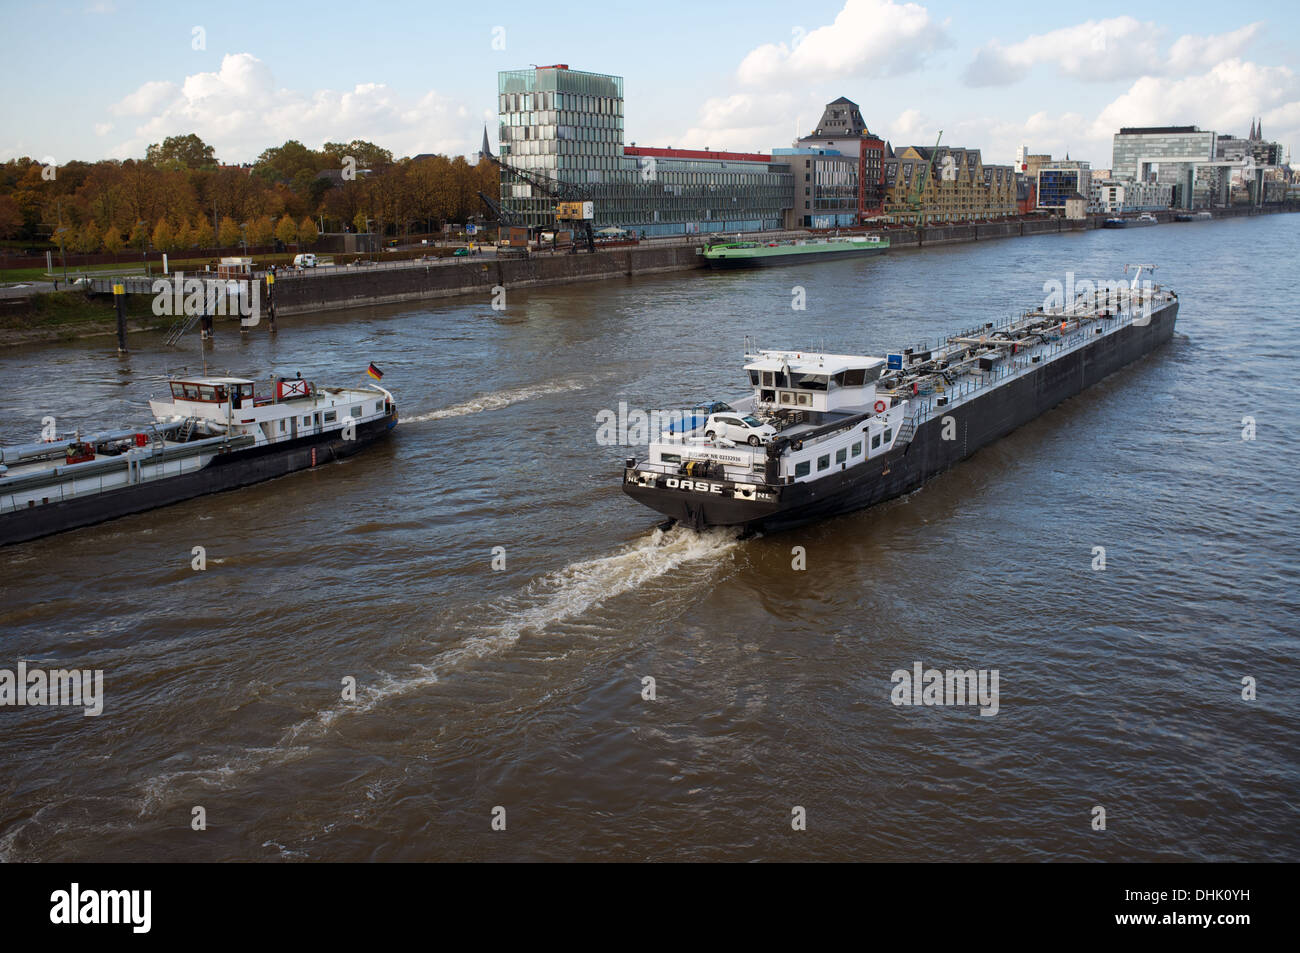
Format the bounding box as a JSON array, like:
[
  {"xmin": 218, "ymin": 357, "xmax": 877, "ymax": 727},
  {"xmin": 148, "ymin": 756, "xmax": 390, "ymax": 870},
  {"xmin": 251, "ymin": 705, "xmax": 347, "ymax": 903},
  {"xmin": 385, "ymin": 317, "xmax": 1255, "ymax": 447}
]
[
  {"xmin": 905, "ymin": 129, "xmax": 942, "ymax": 225},
  {"xmin": 477, "ymin": 130, "xmax": 596, "ymax": 253}
]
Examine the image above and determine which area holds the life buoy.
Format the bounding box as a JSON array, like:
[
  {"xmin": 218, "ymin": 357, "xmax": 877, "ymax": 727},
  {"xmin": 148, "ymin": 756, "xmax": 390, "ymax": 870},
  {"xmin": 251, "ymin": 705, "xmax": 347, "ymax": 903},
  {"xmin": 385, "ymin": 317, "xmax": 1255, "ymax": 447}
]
[{"xmin": 873, "ymin": 400, "xmax": 887, "ymax": 414}]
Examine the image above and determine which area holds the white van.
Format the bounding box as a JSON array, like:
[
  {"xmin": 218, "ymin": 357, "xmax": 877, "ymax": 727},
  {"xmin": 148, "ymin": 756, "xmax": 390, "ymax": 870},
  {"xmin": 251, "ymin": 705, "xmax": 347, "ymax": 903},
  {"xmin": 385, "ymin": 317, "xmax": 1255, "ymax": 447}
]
[{"xmin": 292, "ymin": 253, "xmax": 317, "ymax": 268}]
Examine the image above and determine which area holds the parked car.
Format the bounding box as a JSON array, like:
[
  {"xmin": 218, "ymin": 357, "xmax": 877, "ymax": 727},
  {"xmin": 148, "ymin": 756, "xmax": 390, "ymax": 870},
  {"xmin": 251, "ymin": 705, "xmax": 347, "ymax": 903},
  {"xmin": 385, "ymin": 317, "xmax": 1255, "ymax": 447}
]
[
  {"xmin": 452, "ymin": 247, "xmax": 470, "ymax": 257},
  {"xmin": 292, "ymin": 253, "xmax": 317, "ymax": 268},
  {"xmin": 704, "ymin": 412, "xmax": 776, "ymax": 446}
]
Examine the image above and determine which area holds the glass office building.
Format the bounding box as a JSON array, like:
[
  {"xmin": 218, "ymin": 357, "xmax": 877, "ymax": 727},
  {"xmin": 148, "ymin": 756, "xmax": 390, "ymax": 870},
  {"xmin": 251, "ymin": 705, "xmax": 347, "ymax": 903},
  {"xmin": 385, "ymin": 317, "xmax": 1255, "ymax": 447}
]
[
  {"xmin": 1111, "ymin": 127, "xmax": 1217, "ymax": 208},
  {"xmin": 497, "ymin": 66, "xmax": 792, "ymax": 236},
  {"xmin": 1037, "ymin": 162, "xmax": 1091, "ymax": 211}
]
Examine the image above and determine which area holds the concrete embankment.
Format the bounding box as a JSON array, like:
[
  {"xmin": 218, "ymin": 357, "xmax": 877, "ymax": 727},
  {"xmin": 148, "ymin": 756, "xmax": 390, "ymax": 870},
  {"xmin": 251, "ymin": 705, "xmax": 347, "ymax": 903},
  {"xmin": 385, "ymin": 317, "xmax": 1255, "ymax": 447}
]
[
  {"xmin": 273, "ymin": 244, "xmax": 699, "ymax": 316},
  {"xmin": 273, "ymin": 205, "xmax": 1292, "ymax": 315}
]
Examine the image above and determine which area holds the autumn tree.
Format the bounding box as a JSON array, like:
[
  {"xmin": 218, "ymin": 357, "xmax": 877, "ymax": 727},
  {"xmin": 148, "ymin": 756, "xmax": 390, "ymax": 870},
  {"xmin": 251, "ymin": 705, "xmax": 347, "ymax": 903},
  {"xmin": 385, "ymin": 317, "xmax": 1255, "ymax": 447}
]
[
  {"xmin": 192, "ymin": 214, "xmax": 214, "ymax": 249},
  {"xmin": 248, "ymin": 214, "xmax": 274, "ymax": 247},
  {"xmin": 275, "ymin": 213, "xmax": 298, "ymax": 247},
  {"xmin": 218, "ymin": 215, "xmax": 241, "ymax": 248},
  {"xmin": 322, "ymin": 140, "xmax": 393, "ymax": 172},
  {"xmin": 152, "ymin": 219, "xmax": 175, "ymax": 252},
  {"xmin": 128, "ymin": 220, "xmax": 149, "ymax": 251},
  {"xmin": 174, "ymin": 219, "xmax": 193, "ymax": 249},
  {"xmin": 103, "ymin": 226, "xmax": 124, "ymax": 254},
  {"xmin": 76, "ymin": 220, "xmax": 101, "ymax": 253},
  {"xmin": 298, "ymin": 216, "xmax": 318, "ymax": 245},
  {"xmin": 0, "ymin": 195, "xmax": 21, "ymax": 238},
  {"xmin": 146, "ymin": 134, "xmax": 218, "ymax": 170}
]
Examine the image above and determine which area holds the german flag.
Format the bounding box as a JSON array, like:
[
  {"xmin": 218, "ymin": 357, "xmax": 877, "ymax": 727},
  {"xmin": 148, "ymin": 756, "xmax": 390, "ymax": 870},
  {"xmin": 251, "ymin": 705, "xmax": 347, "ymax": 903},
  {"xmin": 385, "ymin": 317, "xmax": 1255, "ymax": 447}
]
[{"xmin": 366, "ymin": 362, "xmax": 384, "ymax": 381}]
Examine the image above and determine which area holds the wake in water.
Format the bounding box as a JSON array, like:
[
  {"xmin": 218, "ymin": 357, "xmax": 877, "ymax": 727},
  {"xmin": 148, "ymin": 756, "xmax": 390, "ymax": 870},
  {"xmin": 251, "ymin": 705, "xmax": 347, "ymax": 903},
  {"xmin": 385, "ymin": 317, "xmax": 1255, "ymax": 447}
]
[
  {"xmin": 133, "ymin": 525, "xmax": 742, "ymax": 812},
  {"xmin": 404, "ymin": 379, "xmax": 589, "ymax": 423}
]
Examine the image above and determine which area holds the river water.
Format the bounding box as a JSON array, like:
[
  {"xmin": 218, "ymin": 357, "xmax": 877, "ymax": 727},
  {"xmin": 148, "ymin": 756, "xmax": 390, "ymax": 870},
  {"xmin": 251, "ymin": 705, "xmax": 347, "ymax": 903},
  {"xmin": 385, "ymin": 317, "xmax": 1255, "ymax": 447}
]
[{"xmin": 1, "ymin": 215, "xmax": 1296, "ymax": 862}]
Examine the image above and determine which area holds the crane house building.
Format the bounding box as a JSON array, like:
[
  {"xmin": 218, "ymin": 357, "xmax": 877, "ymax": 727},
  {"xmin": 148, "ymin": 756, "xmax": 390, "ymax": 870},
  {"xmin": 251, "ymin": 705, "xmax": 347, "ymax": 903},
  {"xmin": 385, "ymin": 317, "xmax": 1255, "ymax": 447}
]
[{"xmin": 496, "ymin": 65, "xmax": 792, "ymax": 237}]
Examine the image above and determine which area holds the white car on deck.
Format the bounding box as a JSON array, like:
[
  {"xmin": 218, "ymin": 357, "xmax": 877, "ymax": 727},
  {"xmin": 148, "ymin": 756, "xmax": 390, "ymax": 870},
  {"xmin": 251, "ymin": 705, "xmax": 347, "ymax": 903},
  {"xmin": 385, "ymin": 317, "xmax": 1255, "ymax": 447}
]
[{"xmin": 704, "ymin": 412, "xmax": 776, "ymax": 447}]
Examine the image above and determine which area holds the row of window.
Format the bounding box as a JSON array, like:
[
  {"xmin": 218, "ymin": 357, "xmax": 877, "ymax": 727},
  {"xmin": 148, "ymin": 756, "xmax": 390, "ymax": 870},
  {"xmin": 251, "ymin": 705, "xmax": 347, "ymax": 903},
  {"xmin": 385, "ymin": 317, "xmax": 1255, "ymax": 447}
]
[
  {"xmin": 792, "ymin": 430, "xmax": 894, "ymax": 478},
  {"xmin": 499, "ymin": 92, "xmax": 623, "ymax": 116}
]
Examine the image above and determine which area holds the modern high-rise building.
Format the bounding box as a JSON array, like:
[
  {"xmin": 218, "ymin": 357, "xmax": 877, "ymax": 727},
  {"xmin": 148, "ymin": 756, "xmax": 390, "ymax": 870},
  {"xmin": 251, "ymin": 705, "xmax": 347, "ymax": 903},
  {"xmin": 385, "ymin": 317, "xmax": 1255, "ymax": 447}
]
[
  {"xmin": 1111, "ymin": 126, "xmax": 1217, "ymax": 208},
  {"xmin": 496, "ymin": 65, "xmax": 792, "ymax": 236}
]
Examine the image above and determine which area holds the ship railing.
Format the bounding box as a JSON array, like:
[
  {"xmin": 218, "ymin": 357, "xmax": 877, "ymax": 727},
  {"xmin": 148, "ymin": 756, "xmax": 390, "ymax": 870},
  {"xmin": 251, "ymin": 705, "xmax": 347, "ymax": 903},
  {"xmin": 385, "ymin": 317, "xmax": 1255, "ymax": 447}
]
[
  {"xmin": 0, "ymin": 434, "xmax": 253, "ymax": 515},
  {"xmin": 913, "ymin": 304, "xmax": 1163, "ymax": 426},
  {"xmin": 626, "ymin": 457, "xmax": 775, "ymax": 487}
]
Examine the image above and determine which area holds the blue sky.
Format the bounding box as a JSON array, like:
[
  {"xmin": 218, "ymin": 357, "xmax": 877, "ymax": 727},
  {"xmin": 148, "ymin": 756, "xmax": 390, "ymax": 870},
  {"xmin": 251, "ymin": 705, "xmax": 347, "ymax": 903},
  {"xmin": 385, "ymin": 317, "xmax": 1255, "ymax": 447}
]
[{"xmin": 2, "ymin": 0, "xmax": 1297, "ymax": 168}]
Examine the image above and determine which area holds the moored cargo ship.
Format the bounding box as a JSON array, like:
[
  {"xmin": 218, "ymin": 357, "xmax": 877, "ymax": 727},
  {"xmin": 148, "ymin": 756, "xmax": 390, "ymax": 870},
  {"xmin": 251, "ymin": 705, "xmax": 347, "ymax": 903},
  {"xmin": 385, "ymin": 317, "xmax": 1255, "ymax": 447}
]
[
  {"xmin": 623, "ymin": 266, "xmax": 1178, "ymax": 533},
  {"xmin": 0, "ymin": 372, "xmax": 397, "ymax": 545},
  {"xmin": 703, "ymin": 234, "xmax": 888, "ymax": 268}
]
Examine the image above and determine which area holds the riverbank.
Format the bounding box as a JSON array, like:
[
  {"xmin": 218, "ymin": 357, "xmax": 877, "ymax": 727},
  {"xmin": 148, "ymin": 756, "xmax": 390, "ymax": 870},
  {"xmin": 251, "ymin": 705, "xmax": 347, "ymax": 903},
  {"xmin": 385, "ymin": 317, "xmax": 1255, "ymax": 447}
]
[
  {"xmin": 2, "ymin": 203, "xmax": 1294, "ymax": 346},
  {"xmin": 0, "ymin": 291, "xmax": 166, "ymax": 346},
  {"xmin": 268, "ymin": 203, "xmax": 1296, "ymax": 316}
]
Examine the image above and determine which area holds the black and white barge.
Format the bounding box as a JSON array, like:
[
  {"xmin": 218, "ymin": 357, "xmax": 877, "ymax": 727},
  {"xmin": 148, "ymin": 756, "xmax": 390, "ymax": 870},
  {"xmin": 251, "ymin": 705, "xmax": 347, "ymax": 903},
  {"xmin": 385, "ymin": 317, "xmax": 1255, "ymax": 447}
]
[
  {"xmin": 623, "ymin": 266, "xmax": 1179, "ymax": 533},
  {"xmin": 0, "ymin": 374, "xmax": 397, "ymax": 545}
]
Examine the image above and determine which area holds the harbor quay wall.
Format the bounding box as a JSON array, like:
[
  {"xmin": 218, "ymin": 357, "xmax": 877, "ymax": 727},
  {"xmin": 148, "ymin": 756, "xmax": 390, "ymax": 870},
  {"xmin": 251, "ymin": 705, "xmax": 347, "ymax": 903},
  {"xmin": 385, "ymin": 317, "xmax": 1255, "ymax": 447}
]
[
  {"xmin": 271, "ymin": 205, "xmax": 1290, "ymax": 315},
  {"xmin": 272, "ymin": 244, "xmax": 698, "ymax": 316}
]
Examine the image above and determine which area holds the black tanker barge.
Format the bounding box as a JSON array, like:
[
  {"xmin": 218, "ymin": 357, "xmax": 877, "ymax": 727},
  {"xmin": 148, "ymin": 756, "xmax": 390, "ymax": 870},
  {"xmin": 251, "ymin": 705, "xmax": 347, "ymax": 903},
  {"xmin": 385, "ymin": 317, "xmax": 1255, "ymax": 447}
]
[
  {"xmin": 623, "ymin": 265, "xmax": 1178, "ymax": 533},
  {"xmin": 0, "ymin": 372, "xmax": 397, "ymax": 546}
]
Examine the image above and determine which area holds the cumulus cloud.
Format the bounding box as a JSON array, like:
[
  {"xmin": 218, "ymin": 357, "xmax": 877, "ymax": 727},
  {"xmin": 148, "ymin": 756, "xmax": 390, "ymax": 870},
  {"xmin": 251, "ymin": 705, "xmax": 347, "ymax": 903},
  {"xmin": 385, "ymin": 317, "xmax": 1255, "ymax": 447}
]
[
  {"xmin": 106, "ymin": 53, "xmax": 476, "ymax": 162},
  {"xmin": 1090, "ymin": 58, "xmax": 1298, "ymax": 143},
  {"xmin": 964, "ymin": 19, "xmax": 1262, "ymax": 87},
  {"xmin": 674, "ymin": 92, "xmax": 801, "ymax": 151},
  {"xmin": 737, "ymin": 0, "xmax": 950, "ymax": 87}
]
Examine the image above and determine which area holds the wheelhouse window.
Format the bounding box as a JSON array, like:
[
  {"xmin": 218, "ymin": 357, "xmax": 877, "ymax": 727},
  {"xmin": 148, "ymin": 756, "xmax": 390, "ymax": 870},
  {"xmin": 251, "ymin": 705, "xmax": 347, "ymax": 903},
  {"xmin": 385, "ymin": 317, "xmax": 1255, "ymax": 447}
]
[
  {"xmin": 350, "ymin": 405, "xmax": 362, "ymax": 418},
  {"xmin": 817, "ymin": 454, "xmax": 830, "ymax": 471},
  {"xmin": 836, "ymin": 448, "xmax": 847, "ymax": 464},
  {"xmin": 794, "ymin": 461, "xmax": 811, "ymax": 477},
  {"xmin": 852, "ymin": 442, "xmax": 862, "ymax": 456},
  {"xmin": 324, "ymin": 411, "xmax": 337, "ymax": 423},
  {"xmin": 884, "ymin": 428, "xmax": 893, "ymax": 443}
]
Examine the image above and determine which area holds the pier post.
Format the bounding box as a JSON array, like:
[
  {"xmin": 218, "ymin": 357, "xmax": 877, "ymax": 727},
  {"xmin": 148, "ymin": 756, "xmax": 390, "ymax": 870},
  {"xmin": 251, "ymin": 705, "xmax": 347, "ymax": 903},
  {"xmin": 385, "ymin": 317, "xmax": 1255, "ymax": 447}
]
[
  {"xmin": 200, "ymin": 292, "xmax": 212, "ymax": 341},
  {"xmin": 113, "ymin": 282, "xmax": 127, "ymax": 354},
  {"xmin": 266, "ymin": 272, "xmax": 276, "ymax": 333}
]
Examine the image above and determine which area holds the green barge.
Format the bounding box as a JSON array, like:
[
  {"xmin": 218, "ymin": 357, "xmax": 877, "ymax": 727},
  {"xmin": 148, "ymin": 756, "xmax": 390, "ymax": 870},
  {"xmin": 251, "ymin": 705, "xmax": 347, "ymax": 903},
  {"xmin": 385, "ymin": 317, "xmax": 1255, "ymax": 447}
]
[{"xmin": 702, "ymin": 234, "xmax": 889, "ymax": 268}]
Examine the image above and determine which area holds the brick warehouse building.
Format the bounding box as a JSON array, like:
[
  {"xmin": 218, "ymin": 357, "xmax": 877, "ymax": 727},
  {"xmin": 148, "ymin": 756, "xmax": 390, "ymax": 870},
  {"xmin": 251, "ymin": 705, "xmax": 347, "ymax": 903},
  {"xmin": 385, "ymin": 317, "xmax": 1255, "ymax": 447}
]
[{"xmin": 793, "ymin": 97, "xmax": 886, "ymax": 221}]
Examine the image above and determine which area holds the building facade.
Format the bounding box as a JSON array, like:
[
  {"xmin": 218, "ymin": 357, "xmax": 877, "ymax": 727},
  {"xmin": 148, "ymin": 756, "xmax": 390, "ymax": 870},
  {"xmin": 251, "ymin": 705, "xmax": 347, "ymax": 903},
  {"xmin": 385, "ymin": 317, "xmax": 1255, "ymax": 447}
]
[
  {"xmin": 883, "ymin": 146, "xmax": 1017, "ymax": 223},
  {"xmin": 497, "ymin": 65, "xmax": 792, "ymax": 236},
  {"xmin": 1088, "ymin": 177, "xmax": 1173, "ymax": 213},
  {"xmin": 773, "ymin": 148, "xmax": 859, "ymax": 228},
  {"xmin": 794, "ymin": 96, "xmax": 886, "ymax": 221},
  {"xmin": 1037, "ymin": 160, "xmax": 1091, "ymax": 211},
  {"xmin": 1111, "ymin": 126, "xmax": 1217, "ymax": 208}
]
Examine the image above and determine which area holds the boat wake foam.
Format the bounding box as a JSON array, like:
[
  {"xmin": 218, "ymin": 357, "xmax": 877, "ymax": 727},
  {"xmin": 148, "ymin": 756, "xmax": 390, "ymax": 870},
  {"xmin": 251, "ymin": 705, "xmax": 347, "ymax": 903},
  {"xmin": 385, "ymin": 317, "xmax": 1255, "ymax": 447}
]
[
  {"xmin": 405, "ymin": 379, "xmax": 588, "ymax": 423},
  {"xmin": 132, "ymin": 525, "xmax": 741, "ymax": 813}
]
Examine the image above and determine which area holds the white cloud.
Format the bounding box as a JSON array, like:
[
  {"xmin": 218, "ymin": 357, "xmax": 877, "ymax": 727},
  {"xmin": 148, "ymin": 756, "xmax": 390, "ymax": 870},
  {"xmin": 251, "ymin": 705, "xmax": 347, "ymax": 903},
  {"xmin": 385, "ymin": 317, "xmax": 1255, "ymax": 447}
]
[
  {"xmin": 964, "ymin": 19, "xmax": 1262, "ymax": 87},
  {"xmin": 106, "ymin": 53, "xmax": 476, "ymax": 162},
  {"xmin": 111, "ymin": 80, "xmax": 179, "ymax": 116},
  {"xmin": 1089, "ymin": 58, "xmax": 1298, "ymax": 144},
  {"xmin": 737, "ymin": 0, "xmax": 950, "ymax": 87},
  {"xmin": 94, "ymin": 122, "xmax": 112, "ymax": 136},
  {"xmin": 675, "ymin": 92, "xmax": 800, "ymax": 152}
]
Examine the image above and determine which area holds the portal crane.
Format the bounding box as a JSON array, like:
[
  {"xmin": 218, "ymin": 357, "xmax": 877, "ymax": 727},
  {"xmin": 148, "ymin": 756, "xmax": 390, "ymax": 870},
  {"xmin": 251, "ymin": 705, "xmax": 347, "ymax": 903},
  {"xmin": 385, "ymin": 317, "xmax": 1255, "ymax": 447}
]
[{"xmin": 478, "ymin": 131, "xmax": 596, "ymax": 252}]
